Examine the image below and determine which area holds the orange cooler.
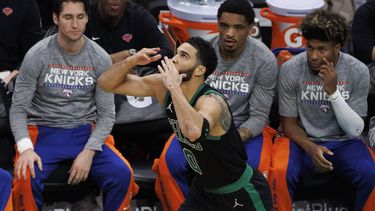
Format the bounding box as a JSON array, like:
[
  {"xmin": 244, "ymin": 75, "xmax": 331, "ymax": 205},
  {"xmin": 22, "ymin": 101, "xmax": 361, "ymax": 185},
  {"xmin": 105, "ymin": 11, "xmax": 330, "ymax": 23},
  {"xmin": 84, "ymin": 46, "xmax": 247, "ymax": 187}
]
[
  {"xmin": 159, "ymin": 11, "xmax": 218, "ymax": 42},
  {"xmin": 261, "ymin": 0, "xmax": 325, "ymax": 49},
  {"xmin": 160, "ymin": 0, "xmax": 222, "ymax": 42}
]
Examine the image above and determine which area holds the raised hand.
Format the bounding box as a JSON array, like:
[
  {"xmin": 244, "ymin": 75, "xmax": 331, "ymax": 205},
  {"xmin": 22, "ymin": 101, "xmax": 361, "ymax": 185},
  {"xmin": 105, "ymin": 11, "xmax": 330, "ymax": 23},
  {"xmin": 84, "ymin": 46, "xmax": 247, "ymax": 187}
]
[
  {"xmin": 128, "ymin": 47, "xmax": 162, "ymax": 66},
  {"xmin": 319, "ymin": 58, "xmax": 337, "ymax": 95},
  {"xmin": 158, "ymin": 56, "xmax": 186, "ymax": 90}
]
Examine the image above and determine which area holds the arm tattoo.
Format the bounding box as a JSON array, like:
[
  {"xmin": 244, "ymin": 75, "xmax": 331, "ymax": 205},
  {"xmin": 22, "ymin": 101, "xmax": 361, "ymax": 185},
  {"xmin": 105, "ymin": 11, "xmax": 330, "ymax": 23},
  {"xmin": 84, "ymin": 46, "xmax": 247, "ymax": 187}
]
[{"xmin": 206, "ymin": 94, "xmax": 231, "ymax": 132}]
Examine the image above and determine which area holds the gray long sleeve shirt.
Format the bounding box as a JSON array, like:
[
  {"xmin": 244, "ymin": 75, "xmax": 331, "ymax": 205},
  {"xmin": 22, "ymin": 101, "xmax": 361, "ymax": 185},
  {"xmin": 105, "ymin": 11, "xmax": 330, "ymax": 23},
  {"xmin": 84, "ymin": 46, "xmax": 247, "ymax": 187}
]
[
  {"xmin": 10, "ymin": 34, "xmax": 114, "ymax": 151},
  {"xmin": 204, "ymin": 35, "xmax": 278, "ymax": 137}
]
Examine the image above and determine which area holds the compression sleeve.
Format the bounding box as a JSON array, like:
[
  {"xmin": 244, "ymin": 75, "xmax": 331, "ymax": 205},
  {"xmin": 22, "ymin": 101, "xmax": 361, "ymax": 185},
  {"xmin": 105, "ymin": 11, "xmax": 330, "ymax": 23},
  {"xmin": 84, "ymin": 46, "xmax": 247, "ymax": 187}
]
[{"xmin": 329, "ymin": 89, "xmax": 364, "ymax": 138}]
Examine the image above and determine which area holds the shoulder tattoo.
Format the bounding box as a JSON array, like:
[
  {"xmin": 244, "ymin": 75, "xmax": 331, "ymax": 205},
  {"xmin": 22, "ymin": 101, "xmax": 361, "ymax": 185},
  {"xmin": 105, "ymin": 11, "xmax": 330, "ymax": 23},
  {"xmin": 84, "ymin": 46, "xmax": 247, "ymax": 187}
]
[{"xmin": 206, "ymin": 93, "xmax": 231, "ymax": 131}]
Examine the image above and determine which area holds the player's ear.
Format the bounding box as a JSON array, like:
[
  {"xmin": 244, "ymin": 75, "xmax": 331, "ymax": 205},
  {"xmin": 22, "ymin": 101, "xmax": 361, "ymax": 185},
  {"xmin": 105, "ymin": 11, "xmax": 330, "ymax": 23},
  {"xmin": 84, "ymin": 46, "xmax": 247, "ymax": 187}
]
[
  {"xmin": 195, "ymin": 65, "xmax": 206, "ymax": 77},
  {"xmin": 334, "ymin": 43, "xmax": 341, "ymax": 52},
  {"xmin": 53, "ymin": 13, "xmax": 59, "ymax": 26}
]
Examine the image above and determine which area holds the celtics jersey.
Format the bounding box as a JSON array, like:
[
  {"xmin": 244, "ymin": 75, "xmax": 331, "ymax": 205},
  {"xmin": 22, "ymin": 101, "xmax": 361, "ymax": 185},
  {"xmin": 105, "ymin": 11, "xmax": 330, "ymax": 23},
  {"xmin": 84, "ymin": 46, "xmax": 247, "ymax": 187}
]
[{"xmin": 164, "ymin": 83, "xmax": 248, "ymax": 189}]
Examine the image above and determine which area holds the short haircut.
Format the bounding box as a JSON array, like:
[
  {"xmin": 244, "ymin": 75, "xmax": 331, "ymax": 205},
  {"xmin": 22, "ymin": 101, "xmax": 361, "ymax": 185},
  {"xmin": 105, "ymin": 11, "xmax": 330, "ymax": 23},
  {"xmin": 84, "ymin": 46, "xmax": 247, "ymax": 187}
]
[
  {"xmin": 217, "ymin": 0, "xmax": 255, "ymax": 25},
  {"xmin": 300, "ymin": 9, "xmax": 347, "ymax": 46},
  {"xmin": 53, "ymin": 0, "xmax": 88, "ymax": 16},
  {"xmin": 186, "ymin": 37, "xmax": 218, "ymax": 79}
]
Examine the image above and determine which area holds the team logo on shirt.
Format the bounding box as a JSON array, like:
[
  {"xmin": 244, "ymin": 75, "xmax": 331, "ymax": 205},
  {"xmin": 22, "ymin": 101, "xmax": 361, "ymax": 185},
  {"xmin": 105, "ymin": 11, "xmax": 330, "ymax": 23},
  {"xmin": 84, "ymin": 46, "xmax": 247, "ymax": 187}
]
[
  {"xmin": 208, "ymin": 71, "xmax": 250, "ymax": 96},
  {"xmin": 44, "ymin": 64, "xmax": 95, "ymax": 90},
  {"xmin": 2, "ymin": 7, "xmax": 13, "ymax": 16},
  {"xmin": 320, "ymin": 105, "xmax": 330, "ymax": 112},
  {"xmin": 122, "ymin": 33, "xmax": 133, "ymax": 43},
  {"xmin": 166, "ymin": 102, "xmax": 173, "ymax": 113},
  {"xmin": 62, "ymin": 89, "xmax": 73, "ymax": 97},
  {"xmin": 233, "ymin": 198, "xmax": 244, "ymax": 208},
  {"xmin": 301, "ymin": 81, "xmax": 350, "ymax": 105}
]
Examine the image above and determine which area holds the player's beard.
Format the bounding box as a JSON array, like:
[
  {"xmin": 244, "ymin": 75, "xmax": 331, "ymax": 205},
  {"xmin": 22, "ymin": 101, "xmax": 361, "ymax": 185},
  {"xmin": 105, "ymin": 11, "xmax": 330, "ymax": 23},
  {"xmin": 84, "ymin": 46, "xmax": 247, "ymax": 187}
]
[{"xmin": 180, "ymin": 65, "xmax": 198, "ymax": 82}]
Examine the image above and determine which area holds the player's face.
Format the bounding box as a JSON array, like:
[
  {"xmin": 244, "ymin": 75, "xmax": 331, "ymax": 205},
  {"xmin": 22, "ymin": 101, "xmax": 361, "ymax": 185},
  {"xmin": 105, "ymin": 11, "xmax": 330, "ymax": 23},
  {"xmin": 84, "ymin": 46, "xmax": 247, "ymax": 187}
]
[
  {"xmin": 53, "ymin": 1, "xmax": 87, "ymax": 42},
  {"xmin": 306, "ymin": 39, "xmax": 340, "ymax": 73},
  {"xmin": 218, "ymin": 12, "xmax": 251, "ymax": 54},
  {"xmin": 99, "ymin": 0, "xmax": 126, "ymax": 17},
  {"xmin": 171, "ymin": 43, "xmax": 201, "ymax": 81}
]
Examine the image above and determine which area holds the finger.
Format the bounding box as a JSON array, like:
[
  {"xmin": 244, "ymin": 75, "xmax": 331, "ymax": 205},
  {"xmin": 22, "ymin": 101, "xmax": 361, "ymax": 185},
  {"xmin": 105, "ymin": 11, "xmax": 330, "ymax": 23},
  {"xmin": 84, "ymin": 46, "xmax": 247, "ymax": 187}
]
[
  {"xmin": 15, "ymin": 160, "xmax": 22, "ymax": 180},
  {"xmin": 322, "ymin": 58, "xmax": 330, "ymax": 66},
  {"xmin": 82, "ymin": 172, "xmax": 89, "ymax": 182},
  {"xmin": 158, "ymin": 65, "xmax": 165, "ymax": 75},
  {"xmin": 322, "ymin": 58, "xmax": 335, "ymax": 73},
  {"xmin": 151, "ymin": 47, "xmax": 160, "ymax": 52},
  {"xmin": 36, "ymin": 156, "xmax": 43, "ymax": 171},
  {"xmin": 149, "ymin": 54, "xmax": 162, "ymax": 62},
  {"xmin": 313, "ymin": 156, "xmax": 331, "ymax": 170},
  {"xmin": 68, "ymin": 168, "xmax": 77, "ymax": 185},
  {"xmin": 317, "ymin": 153, "xmax": 333, "ymax": 169},
  {"xmin": 79, "ymin": 170, "xmax": 88, "ymax": 184},
  {"xmin": 75, "ymin": 171, "xmax": 85, "ymax": 184},
  {"xmin": 179, "ymin": 74, "xmax": 187, "ymax": 82},
  {"xmin": 21, "ymin": 161, "xmax": 28, "ymax": 180},
  {"xmin": 28, "ymin": 160, "xmax": 35, "ymax": 179},
  {"xmin": 140, "ymin": 47, "xmax": 160, "ymax": 54},
  {"xmin": 321, "ymin": 146, "xmax": 334, "ymax": 156},
  {"xmin": 161, "ymin": 59, "xmax": 169, "ymax": 72},
  {"xmin": 165, "ymin": 57, "xmax": 174, "ymax": 69}
]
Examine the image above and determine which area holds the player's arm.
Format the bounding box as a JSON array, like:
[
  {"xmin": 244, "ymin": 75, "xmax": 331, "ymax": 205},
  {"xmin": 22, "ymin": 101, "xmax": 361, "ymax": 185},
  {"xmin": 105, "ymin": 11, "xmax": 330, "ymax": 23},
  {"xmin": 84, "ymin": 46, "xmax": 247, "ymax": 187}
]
[
  {"xmin": 319, "ymin": 58, "xmax": 365, "ymax": 137},
  {"xmin": 281, "ymin": 116, "xmax": 333, "ymax": 171},
  {"xmin": 10, "ymin": 49, "xmax": 43, "ymax": 180},
  {"xmin": 98, "ymin": 48, "xmax": 164, "ymax": 98},
  {"xmin": 172, "ymin": 92, "xmax": 228, "ymax": 142},
  {"xmin": 158, "ymin": 57, "xmax": 229, "ymax": 142},
  {"xmin": 239, "ymin": 55, "xmax": 278, "ymax": 140},
  {"xmin": 110, "ymin": 50, "xmax": 132, "ymax": 64}
]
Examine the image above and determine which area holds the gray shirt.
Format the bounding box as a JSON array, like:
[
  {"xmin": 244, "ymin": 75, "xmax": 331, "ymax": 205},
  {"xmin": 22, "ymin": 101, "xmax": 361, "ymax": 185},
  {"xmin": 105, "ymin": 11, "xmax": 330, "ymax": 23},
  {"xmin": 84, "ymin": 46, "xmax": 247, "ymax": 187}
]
[
  {"xmin": 204, "ymin": 34, "xmax": 278, "ymax": 137},
  {"xmin": 279, "ymin": 52, "xmax": 369, "ymax": 141},
  {"xmin": 10, "ymin": 34, "xmax": 114, "ymax": 151}
]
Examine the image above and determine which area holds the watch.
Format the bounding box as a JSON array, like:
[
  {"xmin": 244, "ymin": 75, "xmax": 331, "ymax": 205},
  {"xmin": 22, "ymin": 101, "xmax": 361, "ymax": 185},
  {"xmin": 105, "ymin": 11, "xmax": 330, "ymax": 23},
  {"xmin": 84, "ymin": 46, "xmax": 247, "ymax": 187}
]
[{"xmin": 129, "ymin": 49, "xmax": 137, "ymax": 56}]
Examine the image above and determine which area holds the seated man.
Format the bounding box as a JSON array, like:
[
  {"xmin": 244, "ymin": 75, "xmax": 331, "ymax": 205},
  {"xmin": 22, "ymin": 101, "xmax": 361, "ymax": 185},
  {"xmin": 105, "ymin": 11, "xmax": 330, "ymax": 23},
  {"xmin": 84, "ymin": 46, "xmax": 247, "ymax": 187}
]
[
  {"xmin": 270, "ymin": 9, "xmax": 375, "ymax": 211},
  {"xmin": 98, "ymin": 37, "xmax": 273, "ymax": 210},
  {"xmin": 0, "ymin": 168, "xmax": 12, "ymax": 211},
  {"xmin": 151, "ymin": 0, "xmax": 278, "ymax": 210},
  {"xmin": 0, "ymin": 0, "xmax": 43, "ymax": 172},
  {"xmin": 85, "ymin": 0, "xmax": 174, "ymax": 159},
  {"xmin": 10, "ymin": 1, "xmax": 137, "ymax": 210}
]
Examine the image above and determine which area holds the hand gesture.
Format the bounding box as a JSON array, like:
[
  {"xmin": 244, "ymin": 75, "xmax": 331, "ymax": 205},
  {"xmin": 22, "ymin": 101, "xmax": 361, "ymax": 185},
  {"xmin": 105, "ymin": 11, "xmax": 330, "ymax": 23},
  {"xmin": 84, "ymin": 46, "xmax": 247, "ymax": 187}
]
[
  {"xmin": 319, "ymin": 58, "xmax": 337, "ymax": 95},
  {"xmin": 306, "ymin": 143, "xmax": 334, "ymax": 172},
  {"xmin": 158, "ymin": 57, "xmax": 186, "ymax": 90},
  {"xmin": 129, "ymin": 48, "xmax": 162, "ymax": 66},
  {"xmin": 68, "ymin": 149, "xmax": 95, "ymax": 185},
  {"xmin": 15, "ymin": 149, "xmax": 43, "ymax": 180}
]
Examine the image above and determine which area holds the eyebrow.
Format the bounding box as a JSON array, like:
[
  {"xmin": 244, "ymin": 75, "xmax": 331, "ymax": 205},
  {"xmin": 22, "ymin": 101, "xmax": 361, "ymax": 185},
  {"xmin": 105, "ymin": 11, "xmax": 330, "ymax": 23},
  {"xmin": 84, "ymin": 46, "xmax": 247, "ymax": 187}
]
[
  {"xmin": 62, "ymin": 12, "xmax": 86, "ymax": 17},
  {"xmin": 178, "ymin": 49, "xmax": 191, "ymax": 58}
]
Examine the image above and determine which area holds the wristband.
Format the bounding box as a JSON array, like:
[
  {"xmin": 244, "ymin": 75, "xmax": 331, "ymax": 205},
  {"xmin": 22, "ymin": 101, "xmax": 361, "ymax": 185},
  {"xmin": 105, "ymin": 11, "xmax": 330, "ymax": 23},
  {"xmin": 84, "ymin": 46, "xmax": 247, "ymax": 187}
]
[
  {"xmin": 17, "ymin": 138, "xmax": 34, "ymax": 153},
  {"xmin": 328, "ymin": 89, "xmax": 341, "ymax": 103}
]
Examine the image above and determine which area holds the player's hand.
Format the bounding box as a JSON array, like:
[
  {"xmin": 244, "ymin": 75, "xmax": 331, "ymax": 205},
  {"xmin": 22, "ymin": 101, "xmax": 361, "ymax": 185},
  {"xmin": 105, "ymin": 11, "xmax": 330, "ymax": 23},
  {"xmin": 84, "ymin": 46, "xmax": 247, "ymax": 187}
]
[
  {"xmin": 128, "ymin": 47, "xmax": 162, "ymax": 66},
  {"xmin": 68, "ymin": 149, "xmax": 95, "ymax": 185},
  {"xmin": 319, "ymin": 58, "xmax": 337, "ymax": 95},
  {"xmin": 15, "ymin": 149, "xmax": 42, "ymax": 180},
  {"xmin": 238, "ymin": 127, "xmax": 253, "ymax": 142},
  {"xmin": 158, "ymin": 56, "xmax": 186, "ymax": 90},
  {"xmin": 306, "ymin": 143, "xmax": 334, "ymax": 171}
]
